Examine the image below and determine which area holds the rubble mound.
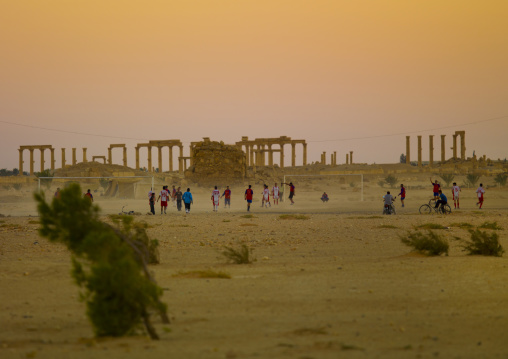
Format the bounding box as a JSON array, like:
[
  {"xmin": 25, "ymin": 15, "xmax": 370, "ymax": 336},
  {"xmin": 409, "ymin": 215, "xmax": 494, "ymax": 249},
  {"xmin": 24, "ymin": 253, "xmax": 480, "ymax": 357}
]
[
  {"xmin": 185, "ymin": 140, "xmax": 246, "ymax": 185},
  {"xmin": 54, "ymin": 162, "xmax": 145, "ymax": 178}
]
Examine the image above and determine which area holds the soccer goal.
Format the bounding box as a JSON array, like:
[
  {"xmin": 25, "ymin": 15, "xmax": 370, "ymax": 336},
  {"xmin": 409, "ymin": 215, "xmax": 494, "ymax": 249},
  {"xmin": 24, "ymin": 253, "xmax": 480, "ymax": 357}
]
[
  {"xmin": 37, "ymin": 176, "xmax": 154, "ymax": 199},
  {"xmin": 282, "ymin": 173, "xmax": 364, "ymax": 202}
]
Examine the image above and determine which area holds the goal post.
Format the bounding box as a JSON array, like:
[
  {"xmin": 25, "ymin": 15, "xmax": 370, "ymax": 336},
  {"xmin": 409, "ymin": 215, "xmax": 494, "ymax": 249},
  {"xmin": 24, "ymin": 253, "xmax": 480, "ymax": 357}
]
[{"xmin": 282, "ymin": 173, "xmax": 364, "ymax": 202}]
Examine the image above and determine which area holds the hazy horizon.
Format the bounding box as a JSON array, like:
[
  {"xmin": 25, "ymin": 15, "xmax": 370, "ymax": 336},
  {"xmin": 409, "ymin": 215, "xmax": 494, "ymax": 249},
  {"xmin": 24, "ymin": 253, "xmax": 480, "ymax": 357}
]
[{"xmin": 1, "ymin": 0, "xmax": 507, "ymax": 170}]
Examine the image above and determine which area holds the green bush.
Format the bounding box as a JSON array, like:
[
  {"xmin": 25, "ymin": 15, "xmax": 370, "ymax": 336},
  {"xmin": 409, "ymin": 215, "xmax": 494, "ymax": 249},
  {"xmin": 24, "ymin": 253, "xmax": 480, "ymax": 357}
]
[
  {"xmin": 400, "ymin": 230, "xmax": 449, "ymax": 256},
  {"xmin": 477, "ymin": 221, "xmax": 503, "ymax": 230},
  {"xmin": 440, "ymin": 174, "xmax": 455, "ymax": 187},
  {"xmin": 462, "ymin": 229, "xmax": 504, "ymax": 257},
  {"xmin": 415, "ymin": 223, "xmax": 448, "ymax": 230},
  {"xmin": 384, "ymin": 174, "xmax": 398, "ymax": 188},
  {"xmin": 377, "ymin": 180, "xmax": 385, "ymax": 188},
  {"xmin": 35, "ymin": 183, "xmax": 168, "ymax": 339},
  {"xmin": 465, "ymin": 173, "xmax": 481, "ymax": 187},
  {"xmin": 494, "ymin": 173, "xmax": 508, "ymax": 187},
  {"xmin": 222, "ymin": 244, "xmax": 255, "ymax": 264}
]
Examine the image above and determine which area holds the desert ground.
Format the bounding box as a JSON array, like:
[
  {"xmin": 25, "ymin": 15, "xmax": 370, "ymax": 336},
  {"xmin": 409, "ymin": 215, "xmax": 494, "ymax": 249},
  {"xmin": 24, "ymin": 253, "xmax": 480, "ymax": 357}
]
[{"xmin": 1, "ymin": 177, "xmax": 508, "ymax": 359}]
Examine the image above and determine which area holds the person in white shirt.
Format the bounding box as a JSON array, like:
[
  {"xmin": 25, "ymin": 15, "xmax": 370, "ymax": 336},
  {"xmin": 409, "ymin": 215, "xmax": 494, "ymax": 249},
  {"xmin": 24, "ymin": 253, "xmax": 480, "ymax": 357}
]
[
  {"xmin": 451, "ymin": 182, "xmax": 461, "ymax": 209},
  {"xmin": 476, "ymin": 183, "xmax": 485, "ymax": 209},
  {"xmin": 272, "ymin": 183, "xmax": 280, "ymax": 205},
  {"xmin": 262, "ymin": 184, "xmax": 271, "ymax": 208},
  {"xmin": 156, "ymin": 186, "xmax": 169, "ymax": 214},
  {"xmin": 211, "ymin": 186, "xmax": 220, "ymax": 212}
]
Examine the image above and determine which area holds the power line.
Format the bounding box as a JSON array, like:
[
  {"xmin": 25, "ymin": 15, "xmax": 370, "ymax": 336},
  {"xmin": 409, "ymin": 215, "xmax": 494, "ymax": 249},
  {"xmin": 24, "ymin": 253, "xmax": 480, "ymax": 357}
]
[{"xmin": 1, "ymin": 115, "xmax": 507, "ymax": 144}]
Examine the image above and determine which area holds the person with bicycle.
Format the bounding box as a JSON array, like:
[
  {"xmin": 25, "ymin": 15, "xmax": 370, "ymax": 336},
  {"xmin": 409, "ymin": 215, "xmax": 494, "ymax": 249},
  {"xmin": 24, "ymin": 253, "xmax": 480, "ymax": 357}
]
[{"xmin": 434, "ymin": 190, "xmax": 448, "ymax": 210}]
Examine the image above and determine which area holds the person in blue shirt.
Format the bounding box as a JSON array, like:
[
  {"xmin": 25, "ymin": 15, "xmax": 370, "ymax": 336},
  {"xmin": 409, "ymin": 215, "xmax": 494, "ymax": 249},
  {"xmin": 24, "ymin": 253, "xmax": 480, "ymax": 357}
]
[
  {"xmin": 182, "ymin": 188, "xmax": 193, "ymax": 214},
  {"xmin": 434, "ymin": 190, "xmax": 447, "ymax": 209}
]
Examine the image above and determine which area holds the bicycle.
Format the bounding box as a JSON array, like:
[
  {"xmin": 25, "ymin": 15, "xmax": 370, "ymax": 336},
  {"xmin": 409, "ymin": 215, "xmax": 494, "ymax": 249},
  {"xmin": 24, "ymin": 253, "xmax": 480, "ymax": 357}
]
[
  {"xmin": 419, "ymin": 200, "xmax": 451, "ymax": 215},
  {"xmin": 119, "ymin": 205, "xmax": 135, "ymax": 215}
]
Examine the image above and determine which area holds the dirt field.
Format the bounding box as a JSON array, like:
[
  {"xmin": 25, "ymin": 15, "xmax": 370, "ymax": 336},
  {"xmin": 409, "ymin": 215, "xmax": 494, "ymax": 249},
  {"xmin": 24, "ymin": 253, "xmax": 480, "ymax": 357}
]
[{"xmin": 1, "ymin": 180, "xmax": 508, "ymax": 359}]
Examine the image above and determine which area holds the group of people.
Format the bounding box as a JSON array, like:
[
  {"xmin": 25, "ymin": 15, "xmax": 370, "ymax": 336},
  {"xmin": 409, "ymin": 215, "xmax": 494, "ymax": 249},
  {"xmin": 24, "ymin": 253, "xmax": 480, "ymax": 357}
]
[
  {"xmin": 383, "ymin": 177, "xmax": 487, "ymax": 212},
  {"xmin": 149, "ymin": 186, "xmax": 193, "ymax": 215},
  {"xmin": 243, "ymin": 182, "xmax": 293, "ymax": 212}
]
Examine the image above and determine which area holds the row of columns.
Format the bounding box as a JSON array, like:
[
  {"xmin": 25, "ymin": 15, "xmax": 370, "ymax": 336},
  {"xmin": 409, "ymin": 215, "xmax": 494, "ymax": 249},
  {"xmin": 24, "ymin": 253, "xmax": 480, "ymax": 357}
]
[
  {"xmin": 406, "ymin": 131, "xmax": 466, "ymax": 166},
  {"xmin": 135, "ymin": 141, "xmax": 184, "ymax": 173},
  {"xmin": 235, "ymin": 136, "xmax": 308, "ymax": 168}
]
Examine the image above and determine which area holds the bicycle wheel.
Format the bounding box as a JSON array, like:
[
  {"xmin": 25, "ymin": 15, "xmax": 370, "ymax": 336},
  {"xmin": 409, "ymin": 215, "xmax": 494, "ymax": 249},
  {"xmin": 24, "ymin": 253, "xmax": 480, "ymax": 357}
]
[
  {"xmin": 428, "ymin": 198, "xmax": 436, "ymax": 206},
  {"xmin": 441, "ymin": 204, "xmax": 452, "ymax": 214},
  {"xmin": 419, "ymin": 204, "xmax": 432, "ymax": 214}
]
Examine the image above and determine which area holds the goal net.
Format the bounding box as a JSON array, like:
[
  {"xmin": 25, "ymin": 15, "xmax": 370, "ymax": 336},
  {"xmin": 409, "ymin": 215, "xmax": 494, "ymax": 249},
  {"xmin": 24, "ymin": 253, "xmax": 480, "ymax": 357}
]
[
  {"xmin": 37, "ymin": 176, "xmax": 155, "ymax": 200},
  {"xmin": 281, "ymin": 173, "xmax": 364, "ymax": 202}
]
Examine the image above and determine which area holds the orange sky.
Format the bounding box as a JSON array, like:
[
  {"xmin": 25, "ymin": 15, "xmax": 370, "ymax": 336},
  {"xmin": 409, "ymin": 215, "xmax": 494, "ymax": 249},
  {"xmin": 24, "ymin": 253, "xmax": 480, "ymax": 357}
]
[{"xmin": 1, "ymin": 0, "xmax": 507, "ymax": 170}]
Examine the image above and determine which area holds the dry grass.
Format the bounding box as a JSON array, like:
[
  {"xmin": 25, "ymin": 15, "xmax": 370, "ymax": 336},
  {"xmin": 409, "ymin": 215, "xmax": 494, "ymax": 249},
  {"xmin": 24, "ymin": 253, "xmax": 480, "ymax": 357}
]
[
  {"xmin": 172, "ymin": 270, "xmax": 231, "ymax": 279},
  {"xmin": 279, "ymin": 214, "xmax": 310, "ymax": 220}
]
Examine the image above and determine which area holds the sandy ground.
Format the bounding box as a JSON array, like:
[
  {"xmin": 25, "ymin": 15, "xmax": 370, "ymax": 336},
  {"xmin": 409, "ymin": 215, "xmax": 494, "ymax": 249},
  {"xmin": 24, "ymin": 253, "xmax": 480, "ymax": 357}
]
[{"xmin": 1, "ymin": 182, "xmax": 508, "ymax": 359}]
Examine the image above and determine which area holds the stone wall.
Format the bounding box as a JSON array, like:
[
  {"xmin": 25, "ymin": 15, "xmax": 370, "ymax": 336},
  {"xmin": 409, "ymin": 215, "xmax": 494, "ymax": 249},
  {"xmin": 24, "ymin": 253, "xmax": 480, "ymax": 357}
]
[{"xmin": 185, "ymin": 141, "xmax": 246, "ymax": 185}]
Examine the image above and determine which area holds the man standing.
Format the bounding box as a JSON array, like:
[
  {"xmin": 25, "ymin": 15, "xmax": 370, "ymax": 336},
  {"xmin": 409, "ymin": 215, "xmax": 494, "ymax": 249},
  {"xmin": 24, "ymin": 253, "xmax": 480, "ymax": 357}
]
[
  {"xmin": 221, "ymin": 186, "xmax": 231, "ymax": 208},
  {"xmin": 282, "ymin": 182, "xmax": 295, "ymax": 204},
  {"xmin": 451, "ymin": 182, "xmax": 461, "ymax": 209},
  {"xmin": 272, "ymin": 183, "xmax": 280, "ymax": 205},
  {"xmin": 476, "ymin": 183, "xmax": 485, "ymax": 209},
  {"xmin": 211, "ymin": 186, "xmax": 220, "ymax": 212},
  {"xmin": 244, "ymin": 185, "xmax": 254, "ymax": 211},
  {"xmin": 262, "ymin": 184, "xmax": 271, "ymax": 207},
  {"xmin": 182, "ymin": 188, "xmax": 193, "ymax": 214},
  {"xmin": 157, "ymin": 186, "xmax": 169, "ymax": 214},
  {"xmin": 84, "ymin": 189, "xmax": 93, "ymax": 203},
  {"xmin": 175, "ymin": 187, "xmax": 183, "ymax": 211},
  {"xmin": 398, "ymin": 184, "xmax": 406, "ymax": 208},
  {"xmin": 430, "ymin": 178, "xmax": 441, "ymax": 200}
]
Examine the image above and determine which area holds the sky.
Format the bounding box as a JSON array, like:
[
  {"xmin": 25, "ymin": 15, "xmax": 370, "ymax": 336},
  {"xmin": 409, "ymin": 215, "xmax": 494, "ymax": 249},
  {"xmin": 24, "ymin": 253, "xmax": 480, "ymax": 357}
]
[{"xmin": 1, "ymin": 0, "xmax": 507, "ymax": 171}]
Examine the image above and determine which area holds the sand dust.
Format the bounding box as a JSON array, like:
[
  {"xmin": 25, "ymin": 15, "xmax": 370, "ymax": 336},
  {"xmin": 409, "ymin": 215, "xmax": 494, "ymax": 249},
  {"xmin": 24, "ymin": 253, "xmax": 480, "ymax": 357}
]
[{"xmin": 1, "ymin": 181, "xmax": 507, "ymax": 358}]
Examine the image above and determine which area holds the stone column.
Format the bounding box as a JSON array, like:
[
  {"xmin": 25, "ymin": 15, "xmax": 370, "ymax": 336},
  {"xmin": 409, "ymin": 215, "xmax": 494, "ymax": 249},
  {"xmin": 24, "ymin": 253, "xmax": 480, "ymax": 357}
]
[
  {"xmin": 123, "ymin": 147, "xmax": 127, "ymax": 167},
  {"xmin": 83, "ymin": 148, "xmax": 87, "ymax": 163},
  {"xmin": 72, "ymin": 148, "xmax": 77, "ymax": 165},
  {"xmin": 29, "ymin": 148, "xmax": 35, "ymax": 175},
  {"xmin": 334, "ymin": 151, "xmax": 337, "ymax": 165},
  {"xmin": 260, "ymin": 145, "xmax": 266, "ymax": 166},
  {"xmin": 440, "ymin": 135, "xmax": 446, "ymax": 163},
  {"xmin": 350, "ymin": 151, "xmax": 353, "ymax": 164},
  {"xmin": 429, "ymin": 135, "xmax": 434, "ymax": 167},
  {"xmin": 40, "ymin": 148, "xmax": 45, "ymax": 172},
  {"xmin": 189, "ymin": 145, "xmax": 195, "ymax": 166},
  {"xmin": 330, "ymin": 153, "xmax": 334, "ymax": 165},
  {"xmin": 179, "ymin": 146, "xmax": 184, "ymax": 173},
  {"xmin": 50, "ymin": 148, "xmax": 55, "ymax": 170},
  {"xmin": 169, "ymin": 146, "xmax": 173, "ymax": 171},
  {"xmin": 268, "ymin": 144, "xmax": 273, "ymax": 166},
  {"xmin": 406, "ymin": 136, "xmax": 411, "ymax": 164},
  {"xmin": 452, "ymin": 134, "xmax": 458, "ymax": 160},
  {"xmin": 303, "ymin": 143, "xmax": 307, "ymax": 165},
  {"xmin": 157, "ymin": 146, "xmax": 163, "ymax": 173},
  {"xmin": 61, "ymin": 148, "xmax": 66, "ymax": 168},
  {"xmin": 460, "ymin": 132, "xmax": 466, "ymax": 160},
  {"xmin": 417, "ymin": 136, "xmax": 422, "ymax": 167},
  {"xmin": 280, "ymin": 144, "xmax": 284, "ymax": 168},
  {"xmin": 291, "ymin": 143, "xmax": 296, "ymax": 167},
  {"xmin": 346, "ymin": 154, "xmax": 349, "ymax": 165},
  {"xmin": 135, "ymin": 147, "xmax": 140, "ymax": 170},
  {"xmin": 244, "ymin": 145, "xmax": 250, "ymax": 166},
  {"xmin": 322, "ymin": 152, "xmax": 326, "ymax": 165},
  {"xmin": 108, "ymin": 148, "xmax": 112, "ymax": 165},
  {"xmin": 18, "ymin": 149, "xmax": 23, "ymax": 175},
  {"xmin": 147, "ymin": 146, "xmax": 153, "ymax": 172}
]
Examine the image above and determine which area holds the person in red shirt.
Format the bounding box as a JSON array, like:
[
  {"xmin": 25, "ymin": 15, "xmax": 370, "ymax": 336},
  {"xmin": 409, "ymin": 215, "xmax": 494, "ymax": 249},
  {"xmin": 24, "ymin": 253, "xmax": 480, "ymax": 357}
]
[
  {"xmin": 244, "ymin": 185, "xmax": 254, "ymax": 211},
  {"xmin": 84, "ymin": 189, "xmax": 93, "ymax": 203},
  {"xmin": 430, "ymin": 178, "xmax": 441, "ymax": 201},
  {"xmin": 221, "ymin": 186, "xmax": 231, "ymax": 208},
  {"xmin": 282, "ymin": 182, "xmax": 295, "ymax": 204}
]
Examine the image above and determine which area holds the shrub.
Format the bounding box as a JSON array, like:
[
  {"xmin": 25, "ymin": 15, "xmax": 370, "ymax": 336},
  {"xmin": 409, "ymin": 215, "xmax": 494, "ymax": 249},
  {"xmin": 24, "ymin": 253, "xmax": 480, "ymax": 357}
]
[
  {"xmin": 464, "ymin": 173, "xmax": 481, "ymax": 187},
  {"xmin": 13, "ymin": 183, "xmax": 22, "ymax": 191},
  {"xmin": 462, "ymin": 229, "xmax": 504, "ymax": 257},
  {"xmin": 415, "ymin": 223, "xmax": 448, "ymax": 230},
  {"xmin": 222, "ymin": 244, "xmax": 255, "ymax": 264},
  {"xmin": 477, "ymin": 221, "xmax": 503, "ymax": 230},
  {"xmin": 279, "ymin": 214, "xmax": 310, "ymax": 220},
  {"xmin": 240, "ymin": 214, "xmax": 256, "ymax": 219},
  {"xmin": 99, "ymin": 178, "xmax": 110, "ymax": 191},
  {"xmin": 449, "ymin": 222, "xmax": 474, "ymax": 229},
  {"xmin": 35, "ymin": 169, "xmax": 53, "ymax": 189},
  {"xmin": 494, "ymin": 173, "xmax": 508, "ymax": 187},
  {"xmin": 173, "ymin": 270, "xmax": 231, "ymax": 279},
  {"xmin": 34, "ymin": 183, "xmax": 168, "ymax": 339},
  {"xmin": 400, "ymin": 230, "xmax": 449, "ymax": 256},
  {"xmin": 440, "ymin": 174, "xmax": 455, "ymax": 187},
  {"xmin": 384, "ymin": 174, "xmax": 398, "ymax": 188},
  {"xmin": 377, "ymin": 180, "xmax": 385, "ymax": 188}
]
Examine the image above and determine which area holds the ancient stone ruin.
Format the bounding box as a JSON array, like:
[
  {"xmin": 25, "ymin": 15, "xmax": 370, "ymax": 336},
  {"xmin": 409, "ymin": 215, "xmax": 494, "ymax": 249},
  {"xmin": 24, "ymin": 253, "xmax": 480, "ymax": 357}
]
[{"xmin": 184, "ymin": 139, "xmax": 246, "ymax": 185}]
